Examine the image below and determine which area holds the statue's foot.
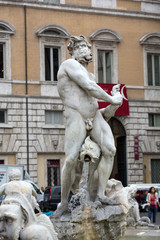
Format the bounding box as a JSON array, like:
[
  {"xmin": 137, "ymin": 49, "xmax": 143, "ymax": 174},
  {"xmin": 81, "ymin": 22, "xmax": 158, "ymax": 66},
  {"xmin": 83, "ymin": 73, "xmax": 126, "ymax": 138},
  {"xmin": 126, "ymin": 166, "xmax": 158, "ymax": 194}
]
[
  {"xmin": 53, "ymin": 203, "xmax": 69, "ymax": 218},
  {"xmin": 96, "ymin": 195, "xmax": 120, "ymax": 205}
]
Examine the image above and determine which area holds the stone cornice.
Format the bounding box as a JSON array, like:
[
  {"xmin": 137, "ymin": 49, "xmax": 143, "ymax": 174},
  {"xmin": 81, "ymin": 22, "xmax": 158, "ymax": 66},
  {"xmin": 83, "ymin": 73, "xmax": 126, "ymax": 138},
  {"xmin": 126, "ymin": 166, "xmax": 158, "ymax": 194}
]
[
  {"xmin": 0, "ymin": 1, "xmax": 160, "ymax": 20},
  {"xmin": 36, "ymin": 24, "xmax": 70, "ymax": 38},
  {"xmin": 0, "ymin": 20, "xmax": 16, "ymax": 34}
]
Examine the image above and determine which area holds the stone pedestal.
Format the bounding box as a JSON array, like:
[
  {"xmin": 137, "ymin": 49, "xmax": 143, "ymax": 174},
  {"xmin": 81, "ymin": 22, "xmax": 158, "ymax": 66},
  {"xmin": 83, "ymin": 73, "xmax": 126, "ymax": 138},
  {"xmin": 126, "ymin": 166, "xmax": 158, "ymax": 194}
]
[{"xmin": 51, "ymin": 202, "xmax": 128, "ymax": 240}]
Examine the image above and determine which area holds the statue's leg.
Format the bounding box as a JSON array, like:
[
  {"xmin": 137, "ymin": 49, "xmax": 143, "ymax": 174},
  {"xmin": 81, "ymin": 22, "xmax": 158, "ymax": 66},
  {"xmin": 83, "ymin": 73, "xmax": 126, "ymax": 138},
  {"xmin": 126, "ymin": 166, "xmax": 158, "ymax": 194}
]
[
  {"xmin": 90, "ymin": 111, "xmax": 119, "ymax": 204},
  {"xmin": 71, "ymin": 160, "xmax": 83, "ymax": 194},
  {"xmin": 87, "ymin": 159, "xmax": 100, "ymax": 201},
  {"xmin": 55, "ymin": 115, "xmax": 86, "ymax": 216}
]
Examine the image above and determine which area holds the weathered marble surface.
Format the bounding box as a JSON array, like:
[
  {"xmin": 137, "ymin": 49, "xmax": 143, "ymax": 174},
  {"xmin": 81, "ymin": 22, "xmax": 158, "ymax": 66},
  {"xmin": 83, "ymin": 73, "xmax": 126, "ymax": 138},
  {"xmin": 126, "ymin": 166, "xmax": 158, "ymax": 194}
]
[
  {"xmin": 51, "ymin": 202, "xmax": 128, "ymax": 240},
  {"xmin": 51, "ymin": 165, "xmax": 133, "ymax": 240},
  {"xmin": 0, "ymin": 168, "xmax": 58, "ymax": 240}
]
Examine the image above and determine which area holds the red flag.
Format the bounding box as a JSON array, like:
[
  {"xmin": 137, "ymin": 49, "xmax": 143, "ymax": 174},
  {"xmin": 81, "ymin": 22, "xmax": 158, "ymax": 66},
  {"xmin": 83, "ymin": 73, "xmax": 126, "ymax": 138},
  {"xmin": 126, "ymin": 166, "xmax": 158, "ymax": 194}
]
[{"xmin": 97, "ymin": 83, "xmax": 129, "ymax": 116}]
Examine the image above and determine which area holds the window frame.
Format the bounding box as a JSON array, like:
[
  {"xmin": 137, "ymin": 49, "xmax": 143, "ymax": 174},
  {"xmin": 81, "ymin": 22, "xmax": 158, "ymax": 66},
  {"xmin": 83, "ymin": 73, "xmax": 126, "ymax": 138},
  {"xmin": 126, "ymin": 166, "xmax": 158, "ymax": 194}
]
[
  {"xmin": 90, "ymin": 29, "xmax": 121, "ymax": 84},
  {"xmin": 91, "ymin": 0, "xmax": 116, "ymax": 8},
  {"xmin": 140, "ymin": 33, "xmax": 160, "ymax": 89},
  {"xmin": 146, "ymin": 51, "xmax": 160, "ymax": 87},
  {"xmin": 40, "ymin": 38, "xmax": 65, "ymax": 82},
  {"xmin": 0, "ymin": 20, "xmax": 15, "ymax": 81},
  {"xmin": 44, "ymin": 46, "xmax": 60, "ymax": 82},
  {"xmin": 39, "ymin": 0, "xmax": 65, "ymax": 3},
  {"xmin": 151, "ymin": 158, "xmax": 160, "ymax": 183},
  {"xmin": 0, "ymin": 157, "xmax": 8, "ymax": 165},
  {"xmin": 47, "ymin": 159, "xmax": 60, "ymax": 186},
  {"xmin": 0, "ymin": 43, "xmax": 5, "ymax": 79},
  {"xmin": 149, "ymin": 113, "xmax": 160, "ymax": 127},
  {"xmin": 144, "ymin": 47, "xmax": 160, "ymax": 88},
  {"xmin": 45, "ymin": 110, "xmax": 63, "ymax": 125},
  {"xmin": 97, "ymin": 49, "xmax": 113, "ymax": 84},
  {"xmin": 0, "ymin": 36, "xmax": 11, "ymax": 81},
  {"xmin": 0, "ymin": 110, "xmax": 7, "ymax": 124},
  {"xmin": 44, "ymin": 156, "xmax": 63, "ymax": 187},
  {"xmin": 93, "ymin": 42, "xmax": 118, "ymax": 84},
  {"xmin": 43, "ymin": 0, "xmax": 60, "ymax": 3},
  {"xmin": 36, "ymin": 25, "xmax": 70, "ymax": 83},
  {"xmin": 147, "ymin": 155, "xmax": 160, "ymax": 183}
]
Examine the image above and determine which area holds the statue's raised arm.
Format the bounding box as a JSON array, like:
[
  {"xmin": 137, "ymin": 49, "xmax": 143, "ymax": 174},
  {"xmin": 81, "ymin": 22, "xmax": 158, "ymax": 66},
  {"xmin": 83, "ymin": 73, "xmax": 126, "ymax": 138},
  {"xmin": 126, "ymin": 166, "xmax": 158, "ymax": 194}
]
[{"xmin": 58, "ymin": 58, "xmax": 122, "ymax": 105}]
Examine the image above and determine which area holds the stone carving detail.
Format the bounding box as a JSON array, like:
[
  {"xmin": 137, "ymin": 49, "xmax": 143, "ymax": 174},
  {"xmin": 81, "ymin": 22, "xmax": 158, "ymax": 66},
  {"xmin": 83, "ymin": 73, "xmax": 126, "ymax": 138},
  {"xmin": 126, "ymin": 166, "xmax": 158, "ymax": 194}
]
[{"xmin": 0, "ymin": 168, "xmax": 58, "ymax": 240}]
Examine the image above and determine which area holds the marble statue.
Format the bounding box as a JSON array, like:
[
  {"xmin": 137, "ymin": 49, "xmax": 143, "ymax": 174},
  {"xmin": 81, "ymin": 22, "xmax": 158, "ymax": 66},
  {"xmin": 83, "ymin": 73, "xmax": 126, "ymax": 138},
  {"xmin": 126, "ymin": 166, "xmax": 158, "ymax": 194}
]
[
  {"xmin": 56, "ymin": 35, "xmax": 123, "ymax": 216},
  {"xmin": 0, "ymin": 168, "xmax": 58, "ymax": 240},
  {"xmin": 105, "ymin": 179, "xmax": 137, "ymax": 210},
  {"xmin": 0, "ymin": 168, "xmax": 40, "ymax": 212}
]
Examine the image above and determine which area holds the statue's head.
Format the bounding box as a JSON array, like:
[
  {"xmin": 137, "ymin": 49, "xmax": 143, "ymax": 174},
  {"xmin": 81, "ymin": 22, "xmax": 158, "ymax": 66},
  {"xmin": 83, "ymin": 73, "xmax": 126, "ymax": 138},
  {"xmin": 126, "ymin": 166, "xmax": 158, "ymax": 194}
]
[
  {"xmin": 0, "ymin": 204, "xmax": 25, "ymax": 240},
  {"xmin": 8, "ymin": 168, "xmax": 21, "ymax": 181},
  {"xmin": 67, "ymin": 35, "xmax": 92, "ymax": 64}
]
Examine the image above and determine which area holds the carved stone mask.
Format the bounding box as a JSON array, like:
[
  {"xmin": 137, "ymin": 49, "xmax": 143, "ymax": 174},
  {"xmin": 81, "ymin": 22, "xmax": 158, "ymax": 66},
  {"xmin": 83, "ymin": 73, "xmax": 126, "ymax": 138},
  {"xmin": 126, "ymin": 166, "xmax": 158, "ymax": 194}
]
[{"xmin": 0, "ymin": 204, "xmax": 24, "ymax": 240}]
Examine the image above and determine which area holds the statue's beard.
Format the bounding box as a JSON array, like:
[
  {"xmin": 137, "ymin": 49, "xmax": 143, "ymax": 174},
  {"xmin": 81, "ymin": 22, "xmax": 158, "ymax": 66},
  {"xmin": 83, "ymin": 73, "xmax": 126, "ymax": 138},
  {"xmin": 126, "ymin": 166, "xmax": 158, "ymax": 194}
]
[{"xmin": 74, "ymin": 50, "xmax": 92, "ymax": 64}]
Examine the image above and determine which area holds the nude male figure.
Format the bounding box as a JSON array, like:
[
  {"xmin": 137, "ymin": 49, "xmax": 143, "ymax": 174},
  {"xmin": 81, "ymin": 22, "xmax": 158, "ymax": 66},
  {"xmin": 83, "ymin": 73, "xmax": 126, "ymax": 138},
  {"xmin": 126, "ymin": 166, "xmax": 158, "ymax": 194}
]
[{"xmin": 57, "ymin": 36, "xmax": 123, "ymax": 215}]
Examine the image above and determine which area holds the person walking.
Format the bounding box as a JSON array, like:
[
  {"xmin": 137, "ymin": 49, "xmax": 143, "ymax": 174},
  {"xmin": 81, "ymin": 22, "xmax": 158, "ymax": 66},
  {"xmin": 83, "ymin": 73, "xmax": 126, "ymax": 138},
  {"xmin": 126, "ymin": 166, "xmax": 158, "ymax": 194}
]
[{"xmin": 147, "ymin": 187, "xmax": 159, "ymax": 223}]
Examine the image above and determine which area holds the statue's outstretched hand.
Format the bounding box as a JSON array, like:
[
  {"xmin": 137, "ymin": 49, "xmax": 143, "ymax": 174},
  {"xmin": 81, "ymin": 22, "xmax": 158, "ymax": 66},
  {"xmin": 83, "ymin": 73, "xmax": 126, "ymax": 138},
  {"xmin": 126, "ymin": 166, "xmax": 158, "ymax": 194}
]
[
  {"xmin": 111, "ymin": 93, "xmax": 123, "ymax": 106},
  {"xmin": 110, "ymin": 84, "xmax": 123, "ymax": 105}
]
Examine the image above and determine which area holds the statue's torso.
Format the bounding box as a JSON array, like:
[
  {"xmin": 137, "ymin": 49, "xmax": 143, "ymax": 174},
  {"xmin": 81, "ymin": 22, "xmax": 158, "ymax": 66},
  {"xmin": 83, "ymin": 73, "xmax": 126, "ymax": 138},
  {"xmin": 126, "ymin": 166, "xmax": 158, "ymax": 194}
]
[{"xmin": 57, "ymin": 60, "xmax": 99, "ymax": 120}]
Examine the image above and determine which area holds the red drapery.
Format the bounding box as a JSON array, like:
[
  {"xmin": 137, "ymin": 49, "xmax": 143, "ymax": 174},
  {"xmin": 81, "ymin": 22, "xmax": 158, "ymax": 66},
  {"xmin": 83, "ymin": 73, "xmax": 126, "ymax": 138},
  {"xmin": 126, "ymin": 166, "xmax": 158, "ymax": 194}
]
[{"xmin": 97, "ymin": 83, "xmax": 129, "ymax": 116}]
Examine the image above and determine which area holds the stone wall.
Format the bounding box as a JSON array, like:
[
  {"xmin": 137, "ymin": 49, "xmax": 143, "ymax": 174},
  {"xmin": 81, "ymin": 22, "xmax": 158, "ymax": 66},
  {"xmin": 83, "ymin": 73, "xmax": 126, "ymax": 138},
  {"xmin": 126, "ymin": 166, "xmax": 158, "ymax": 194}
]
[
  {"xmin": 0, "ymin": 95, "xmax": 65, "ymax": 184},
  {"xmin": 119, "ymin": 100, "xmax": 160, "ymax": 184}
]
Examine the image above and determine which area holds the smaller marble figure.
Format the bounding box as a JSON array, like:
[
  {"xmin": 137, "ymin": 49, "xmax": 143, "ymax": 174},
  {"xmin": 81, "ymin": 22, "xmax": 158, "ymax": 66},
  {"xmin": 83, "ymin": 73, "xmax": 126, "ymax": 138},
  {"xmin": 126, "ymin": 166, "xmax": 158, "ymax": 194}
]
[
  {"xmin": 0, "ymin": 168, "xmax": 39, "ymax": 212},
  {"xmin": 0, "ymin": 168, "xmax": 58, "ymax": 240}
]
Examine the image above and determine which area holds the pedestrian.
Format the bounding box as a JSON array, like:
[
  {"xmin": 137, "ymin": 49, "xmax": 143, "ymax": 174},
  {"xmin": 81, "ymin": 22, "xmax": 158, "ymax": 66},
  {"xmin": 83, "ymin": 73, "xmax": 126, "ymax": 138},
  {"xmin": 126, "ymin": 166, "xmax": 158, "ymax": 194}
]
[
  {"xmin": 147, "ymin": 187, "xmax": 159, "ymax": 223},
  {"xmin": 41, "ymin": 186, "xmax": 44, "ymax": 192}
]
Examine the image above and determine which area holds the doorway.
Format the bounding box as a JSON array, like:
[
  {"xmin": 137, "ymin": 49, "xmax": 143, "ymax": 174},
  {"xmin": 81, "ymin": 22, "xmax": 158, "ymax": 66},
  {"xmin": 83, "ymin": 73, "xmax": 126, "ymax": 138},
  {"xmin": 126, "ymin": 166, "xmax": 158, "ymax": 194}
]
[{"xmin": 108, "ymin": 117, "xmax": 127, "ymax": 186}]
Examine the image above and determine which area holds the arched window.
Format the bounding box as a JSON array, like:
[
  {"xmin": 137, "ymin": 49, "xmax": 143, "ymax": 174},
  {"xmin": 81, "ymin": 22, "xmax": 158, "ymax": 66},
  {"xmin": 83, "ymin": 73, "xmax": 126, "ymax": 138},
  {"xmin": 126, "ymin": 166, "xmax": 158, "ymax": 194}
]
[
  {"xmin": 0, "ymin": 20, "xmax": 15, "ymax": 80},
  {"xmin": 36, "ymin": 24, "xmax": 70, "ymax": 82},
  {"xmin": 140, "ymin": 32, "xmax": 160, "ymax": 87},
  {"xmin": 89, "ymin": 29, "xmax": 122, "ymax": 84}
]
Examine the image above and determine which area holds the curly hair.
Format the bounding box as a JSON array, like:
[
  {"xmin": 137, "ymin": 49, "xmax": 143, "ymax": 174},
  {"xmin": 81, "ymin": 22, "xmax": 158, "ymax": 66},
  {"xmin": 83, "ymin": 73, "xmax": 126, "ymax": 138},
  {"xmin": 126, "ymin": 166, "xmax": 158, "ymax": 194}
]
[
  {"xmin": 8, "ymin": 168, "xmax": 21, "ymax": 181},
  {"xmin": 67, "ymin": 35, "xmax": 91, "ymax": 56}
]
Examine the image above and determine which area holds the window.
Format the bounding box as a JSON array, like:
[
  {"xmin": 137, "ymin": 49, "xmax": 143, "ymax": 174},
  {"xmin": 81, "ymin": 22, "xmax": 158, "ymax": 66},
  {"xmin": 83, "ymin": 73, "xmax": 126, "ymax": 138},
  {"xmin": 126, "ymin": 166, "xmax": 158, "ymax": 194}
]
[
  {"xmin": 98, "ymin": 50, "xmax": 112, "ymax": 83},
  {"xmin": 47, "ymin": 160, "xmax": 60, "ymax": 186},
  {"xmin": 149, "ymin": 114, "xmax": 160, "ymax": 127},
  {"xmin": 89, "ymin": 28, "xmax": 121, "ymax": 84},
  {"xmin": 147, "ymin": 53, "xmax": 160, "ymax": 86},
  {"xmin": 0, "ymin": 110, "xmax": 6, "ymax": 123},
  {"xmin": 0, "ymin": 21, "xmax": 15, "ymax": 81},
  {"xmin": 140, "ymin": 33, "xmax": 160, "ymax": 88},
  {"xmin": 45, "ymin": 47, "xmax": 59, "ymax": 81},
  {"xmin": 0, "ymin": 44, "xmax": 4, "ymax": 79},
  {"xmin": 43, "ymin": 0, "xmax": 60, "ymax": 3},
  {"xmin": 151, "ymin": 159, "xmax": 160, "ymax": 183},
  {"xmin": 36, "ymin": 25, "xmax": 70, "ymax": 83},
  {"xmin": 45, "ymin": 111, "xmax": 63, "ymax": 125},
  {"xmin": 91, "ymin": 0, "xmax": 116, "ymax": 8}
]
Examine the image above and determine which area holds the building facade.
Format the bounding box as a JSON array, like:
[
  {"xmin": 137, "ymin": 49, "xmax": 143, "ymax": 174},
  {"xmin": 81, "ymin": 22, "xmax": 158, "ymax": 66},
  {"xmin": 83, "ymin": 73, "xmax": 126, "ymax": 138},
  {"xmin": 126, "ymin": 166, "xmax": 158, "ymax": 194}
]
[{"xmin": 0, "ymin": 0, "xmax": 160, "ymax": 188}]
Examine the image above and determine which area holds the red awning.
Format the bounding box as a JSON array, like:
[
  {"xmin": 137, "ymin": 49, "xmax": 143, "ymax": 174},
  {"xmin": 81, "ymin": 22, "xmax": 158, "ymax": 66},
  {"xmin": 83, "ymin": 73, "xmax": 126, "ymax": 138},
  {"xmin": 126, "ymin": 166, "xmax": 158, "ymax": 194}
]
[{"xmin": 97, "ymin": 83, "xmax": 129, "ymax": 116}]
